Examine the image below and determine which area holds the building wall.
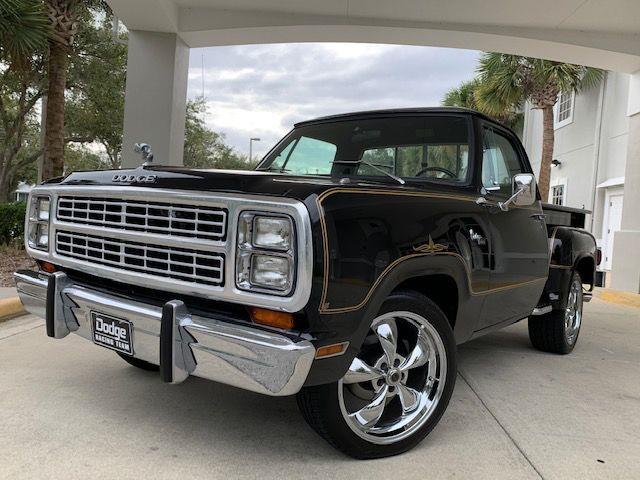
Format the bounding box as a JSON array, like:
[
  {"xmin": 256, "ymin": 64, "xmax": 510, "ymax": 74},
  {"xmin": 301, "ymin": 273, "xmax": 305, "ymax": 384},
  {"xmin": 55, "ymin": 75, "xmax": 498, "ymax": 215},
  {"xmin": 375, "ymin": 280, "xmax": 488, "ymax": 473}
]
[{"xmin": 521, "ymin": 71, "xmax": 631, "ymax": 270}]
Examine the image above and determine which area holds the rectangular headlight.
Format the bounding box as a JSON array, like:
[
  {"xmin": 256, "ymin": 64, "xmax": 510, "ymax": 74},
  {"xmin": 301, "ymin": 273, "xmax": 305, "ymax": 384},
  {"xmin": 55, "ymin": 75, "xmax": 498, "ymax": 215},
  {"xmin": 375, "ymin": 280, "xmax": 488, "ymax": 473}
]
[
  {"xmin": 27, "ymin": 195, "xmax": 50, "ymax": 251},
  {"xmin": 253, "ymin": 216, "xmax": 292, "ymax": 251},
  {"xmin": 249, "ymin": 254, "xmax": 292, "ymax": 291},
  {"xmin": 36, "ymin": 197, "xmax": 50, "ymax": 221},
  {"xmin": 236, "ymin": 211, "xmax": 296, "ymax": 296}
]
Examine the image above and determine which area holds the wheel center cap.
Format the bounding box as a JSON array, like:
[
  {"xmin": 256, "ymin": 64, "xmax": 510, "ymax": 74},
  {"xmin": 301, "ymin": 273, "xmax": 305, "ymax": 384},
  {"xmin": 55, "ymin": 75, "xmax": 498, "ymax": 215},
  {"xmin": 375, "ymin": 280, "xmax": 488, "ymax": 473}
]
[{"xmin": 387, "ymin": 369, "xmax": 402, "ymax": 385}]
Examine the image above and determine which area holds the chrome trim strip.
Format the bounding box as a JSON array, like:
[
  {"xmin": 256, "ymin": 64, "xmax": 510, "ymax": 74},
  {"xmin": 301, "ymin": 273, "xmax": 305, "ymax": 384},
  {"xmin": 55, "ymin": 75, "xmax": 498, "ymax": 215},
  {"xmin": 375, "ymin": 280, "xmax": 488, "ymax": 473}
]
[
  {"xmin": 13, "ymin": 270, "xmax": 315, "ymax": 396},
  {"xmin": 24, "ymin": 186, "xmax": 313, "ymax": 313}
]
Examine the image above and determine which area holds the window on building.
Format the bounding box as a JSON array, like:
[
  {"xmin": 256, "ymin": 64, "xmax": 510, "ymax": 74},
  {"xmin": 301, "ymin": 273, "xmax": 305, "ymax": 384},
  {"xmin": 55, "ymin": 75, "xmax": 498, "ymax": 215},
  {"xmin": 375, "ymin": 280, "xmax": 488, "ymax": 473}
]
[
  {"xmin": 551, "ymin": 184, "xmax": 565, "ymax": 205},
  {"xmin": 555, "ymin": 92, "xmax": 574, "ymax": 128}
]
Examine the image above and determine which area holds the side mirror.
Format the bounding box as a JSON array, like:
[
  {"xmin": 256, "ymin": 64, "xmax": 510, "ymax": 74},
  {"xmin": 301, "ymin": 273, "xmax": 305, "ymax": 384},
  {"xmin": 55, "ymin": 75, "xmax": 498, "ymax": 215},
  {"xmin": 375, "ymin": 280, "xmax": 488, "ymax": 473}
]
[
  {"xmin": 512, "ymin": 173, "xmax": 536, "ymax": 206},
  {"xmin": 498, "ymin": 173, "xmax": 537, "ymax": 211}
]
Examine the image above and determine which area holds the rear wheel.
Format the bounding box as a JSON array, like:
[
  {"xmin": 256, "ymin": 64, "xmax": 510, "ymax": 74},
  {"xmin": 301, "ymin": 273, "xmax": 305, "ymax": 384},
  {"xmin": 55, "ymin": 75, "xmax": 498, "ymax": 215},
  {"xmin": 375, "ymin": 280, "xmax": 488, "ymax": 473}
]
[
  {"xmin": 529, "ymin": 271, "xmax": 583, "ymax": 354},
  {"xmin": 117, "ymin": 352, "xmax": 159, "ymax": 371},
  {"xmin": 297, "ymin": 291, "xmax": 457, "ymax": 459}
]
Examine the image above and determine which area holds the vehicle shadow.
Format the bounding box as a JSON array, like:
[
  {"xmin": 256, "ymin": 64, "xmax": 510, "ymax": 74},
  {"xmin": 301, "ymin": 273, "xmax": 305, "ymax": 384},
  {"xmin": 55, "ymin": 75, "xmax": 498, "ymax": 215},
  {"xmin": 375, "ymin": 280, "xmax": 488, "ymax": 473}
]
[{"xmin": 67, "ymin": 322, "xmax": 535, "ymax": 464}]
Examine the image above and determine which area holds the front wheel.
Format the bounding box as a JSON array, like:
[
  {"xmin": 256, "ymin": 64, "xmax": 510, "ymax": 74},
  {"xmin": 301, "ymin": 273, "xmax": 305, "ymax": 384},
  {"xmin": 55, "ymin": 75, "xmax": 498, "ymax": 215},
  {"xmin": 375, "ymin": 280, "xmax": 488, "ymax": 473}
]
[{"xmin": 297, "ymin": 290, "xmax": 457, "ymax": 459}]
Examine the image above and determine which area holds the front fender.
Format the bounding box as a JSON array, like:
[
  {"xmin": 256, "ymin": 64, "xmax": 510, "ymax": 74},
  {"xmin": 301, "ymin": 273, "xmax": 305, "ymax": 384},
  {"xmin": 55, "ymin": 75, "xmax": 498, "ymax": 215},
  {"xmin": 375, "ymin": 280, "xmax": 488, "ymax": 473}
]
[{"xmin": 303, "ymin": 253, "xmax": 478, "ymax": 386}]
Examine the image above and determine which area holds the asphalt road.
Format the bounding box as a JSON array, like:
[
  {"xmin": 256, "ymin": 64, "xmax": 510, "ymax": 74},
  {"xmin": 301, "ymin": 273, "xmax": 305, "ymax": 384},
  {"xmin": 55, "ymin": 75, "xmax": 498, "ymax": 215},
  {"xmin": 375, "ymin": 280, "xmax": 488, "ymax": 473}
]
[{"xmin": 1, "ymin": 297, "xmax": 638, "ymax": 479}]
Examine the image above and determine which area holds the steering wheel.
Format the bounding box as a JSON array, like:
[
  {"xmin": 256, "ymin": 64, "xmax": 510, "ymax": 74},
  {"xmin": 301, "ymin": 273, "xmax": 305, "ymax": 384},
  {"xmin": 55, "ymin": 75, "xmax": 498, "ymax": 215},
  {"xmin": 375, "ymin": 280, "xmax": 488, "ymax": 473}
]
[{"xmin": 415, "ymin": 166, "xmax": 457, "ymax": 178}]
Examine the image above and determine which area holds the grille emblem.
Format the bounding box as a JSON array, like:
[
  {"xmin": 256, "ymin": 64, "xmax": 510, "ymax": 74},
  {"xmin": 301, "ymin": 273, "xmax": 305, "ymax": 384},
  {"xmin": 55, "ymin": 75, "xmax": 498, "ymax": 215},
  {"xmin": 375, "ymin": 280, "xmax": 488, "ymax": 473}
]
[{"xmin": 112, "ymin": 174, "xmax": 157, "ymax": 183}]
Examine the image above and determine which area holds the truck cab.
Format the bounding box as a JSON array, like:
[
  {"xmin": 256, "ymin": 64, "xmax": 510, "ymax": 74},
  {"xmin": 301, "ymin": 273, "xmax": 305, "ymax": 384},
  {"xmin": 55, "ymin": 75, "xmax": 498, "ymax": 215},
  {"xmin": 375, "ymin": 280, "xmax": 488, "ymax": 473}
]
[{"xmin": 15, "ymin": 107, "xmax": 596, "ymax": 458}]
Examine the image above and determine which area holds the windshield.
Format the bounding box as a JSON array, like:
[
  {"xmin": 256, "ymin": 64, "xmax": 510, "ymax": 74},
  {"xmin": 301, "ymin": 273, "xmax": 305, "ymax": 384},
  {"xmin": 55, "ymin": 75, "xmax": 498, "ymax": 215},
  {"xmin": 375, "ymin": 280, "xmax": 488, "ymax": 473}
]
[{"xmin": 258, "ymin": 115, "xmax": 471, "ymax": 183}]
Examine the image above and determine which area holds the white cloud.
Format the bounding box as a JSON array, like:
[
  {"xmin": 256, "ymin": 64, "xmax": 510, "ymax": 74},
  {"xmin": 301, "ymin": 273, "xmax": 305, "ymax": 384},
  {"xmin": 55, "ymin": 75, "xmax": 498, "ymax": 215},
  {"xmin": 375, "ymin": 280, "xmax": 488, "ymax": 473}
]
[{"xmin": 187, "ymin": 43, "xmax": 479, "ymax": 159}]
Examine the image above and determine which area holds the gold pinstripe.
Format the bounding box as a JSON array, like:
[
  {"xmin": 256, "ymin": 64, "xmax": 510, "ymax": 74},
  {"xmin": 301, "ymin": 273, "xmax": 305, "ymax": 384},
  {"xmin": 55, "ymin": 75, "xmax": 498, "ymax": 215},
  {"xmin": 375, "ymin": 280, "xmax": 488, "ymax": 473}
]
[{"xmin": 316, "ymin": 188, "xmax": 547, "ymax": 314}]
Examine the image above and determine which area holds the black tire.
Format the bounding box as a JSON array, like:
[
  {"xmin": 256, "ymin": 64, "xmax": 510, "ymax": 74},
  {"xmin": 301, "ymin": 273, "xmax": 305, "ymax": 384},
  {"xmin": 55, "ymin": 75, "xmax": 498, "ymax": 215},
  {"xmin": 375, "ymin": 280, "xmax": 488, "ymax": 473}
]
[
  {"xmin": 529, "ymin": 271, "xmax": 583, "ymax": 354},
  {"xmin": 117, "ymin": 352, "xmax": 159, "ymax": 371},
  {"xmin": 297, "ymin": 290, "xmax": 457, "ymax": 459}
]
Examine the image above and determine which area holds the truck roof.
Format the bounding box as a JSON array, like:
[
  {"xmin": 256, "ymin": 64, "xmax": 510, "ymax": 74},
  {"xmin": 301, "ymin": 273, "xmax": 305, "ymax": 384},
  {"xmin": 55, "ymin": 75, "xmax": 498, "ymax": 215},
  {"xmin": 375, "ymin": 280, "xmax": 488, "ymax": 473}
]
[{"xmin": 294, "ymin": 107, "xmax": 496, "ymax": 127}]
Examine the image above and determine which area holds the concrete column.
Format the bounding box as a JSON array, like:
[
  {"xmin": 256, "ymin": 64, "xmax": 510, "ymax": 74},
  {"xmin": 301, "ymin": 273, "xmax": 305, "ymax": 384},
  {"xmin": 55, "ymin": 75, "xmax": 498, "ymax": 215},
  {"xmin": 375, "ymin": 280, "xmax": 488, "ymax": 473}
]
[
  {"xmin": 611, "ymin": 70, "xmax": 640, "ymax": 292},
  {"xmin": 121, "ymin": 31, "xmax": 189, "ymax": 168}
]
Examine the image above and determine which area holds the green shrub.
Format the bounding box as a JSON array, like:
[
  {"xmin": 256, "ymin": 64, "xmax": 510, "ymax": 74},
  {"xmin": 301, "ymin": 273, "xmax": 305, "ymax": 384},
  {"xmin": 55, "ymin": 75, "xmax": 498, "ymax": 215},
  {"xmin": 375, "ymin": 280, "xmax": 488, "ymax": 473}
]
[{"xmin": 0, "ymin": 202, "xmax": 27, "ymax": 246}]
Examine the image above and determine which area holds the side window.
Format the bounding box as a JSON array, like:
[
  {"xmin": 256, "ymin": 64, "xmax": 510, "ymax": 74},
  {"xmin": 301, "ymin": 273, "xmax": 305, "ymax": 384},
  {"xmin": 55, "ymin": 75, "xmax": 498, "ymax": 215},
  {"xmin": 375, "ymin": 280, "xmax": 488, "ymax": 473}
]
[
  {"xmin": 359, "ymin": 144, "xmax": 469, "ymax": 181},
  {"xmin": 482, "ymin": 127, "xmax": 523, "ymax": 196}
]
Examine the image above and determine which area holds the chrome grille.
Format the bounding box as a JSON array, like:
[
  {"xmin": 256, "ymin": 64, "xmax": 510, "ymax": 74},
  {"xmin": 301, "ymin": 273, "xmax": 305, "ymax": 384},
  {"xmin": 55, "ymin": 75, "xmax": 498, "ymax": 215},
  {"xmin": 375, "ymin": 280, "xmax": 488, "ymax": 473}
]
[
  {"xmin": 56, "ymin": 196, "xmax": 227, "ymax": 241},
  {"xmin": 56, "ymin": 231, "xmax": 224, "ymax": 286}
]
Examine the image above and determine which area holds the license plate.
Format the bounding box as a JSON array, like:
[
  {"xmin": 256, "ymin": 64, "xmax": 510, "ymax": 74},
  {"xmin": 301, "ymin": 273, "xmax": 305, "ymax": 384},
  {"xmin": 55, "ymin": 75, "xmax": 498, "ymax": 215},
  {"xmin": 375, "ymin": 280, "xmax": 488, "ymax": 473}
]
[{"xmin": 91, "ymin": 312, "xmax": 134, "ymax": 356}]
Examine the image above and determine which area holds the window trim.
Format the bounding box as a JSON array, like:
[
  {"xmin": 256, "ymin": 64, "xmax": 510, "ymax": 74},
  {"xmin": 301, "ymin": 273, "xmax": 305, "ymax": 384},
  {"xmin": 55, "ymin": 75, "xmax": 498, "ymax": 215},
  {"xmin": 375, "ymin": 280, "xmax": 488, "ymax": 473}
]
[
  {"xmin": 554, "ymin": 91, "xmax": 575, "ymax": 129},
  {"xmin": 550, "ymin": 178, "xmax": 567, "ymax": 206}
]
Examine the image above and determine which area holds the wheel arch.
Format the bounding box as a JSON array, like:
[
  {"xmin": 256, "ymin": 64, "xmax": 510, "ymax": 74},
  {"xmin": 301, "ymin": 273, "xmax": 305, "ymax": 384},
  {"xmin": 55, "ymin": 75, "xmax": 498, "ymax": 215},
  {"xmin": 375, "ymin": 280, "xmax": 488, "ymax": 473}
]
[
  {"xmin": 361, "ymin": 254, "xmax": 479, "ymax": 344},
  {"xmin": 392, "ymin": 275, "xmax": 458, "ymax": 331}
]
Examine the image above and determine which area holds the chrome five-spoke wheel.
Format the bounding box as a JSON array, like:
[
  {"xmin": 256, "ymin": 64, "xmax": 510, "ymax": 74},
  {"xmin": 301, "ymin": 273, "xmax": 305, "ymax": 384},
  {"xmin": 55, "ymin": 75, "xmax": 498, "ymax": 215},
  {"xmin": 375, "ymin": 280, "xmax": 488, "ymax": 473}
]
[
  {"xmin": 296, "ymin": 291, "xmax": 456, "ymax": 458},
  {"xmin": 564, "ymin": 276, "xmax": 583, "ymax": 345},
  {"xmin": 338, "ymin": 311, "xmax": 448, "ymax": 445}
]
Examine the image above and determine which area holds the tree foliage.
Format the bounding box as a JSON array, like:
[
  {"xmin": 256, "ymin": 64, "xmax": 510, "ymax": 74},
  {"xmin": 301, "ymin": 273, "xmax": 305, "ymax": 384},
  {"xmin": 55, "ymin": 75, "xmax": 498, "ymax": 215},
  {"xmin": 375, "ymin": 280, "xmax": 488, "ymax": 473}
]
[
  {"xmin": 184, "ymin": 98, "xmax": 254, "ymax": 170},
  {"xmin": 474, "ymin": 53, "xmax": 603, "ymax": 199},
  {"xmin": 0, "ymin": 201, "xmax": 26, "ymax": 245},
  {"xmin": 0, "ymin": 61, "xmax": 45, "ymax": 201},
  {"xmin": 65, "ymin": 7, "xmax": 126, "ymax": 168},
  {"xmin": 0, "ymin": 0, "xmax": 49, "ymax": 69},
  {"xmin": 443, "ymin": 78, "xmax": 523, "ymax": 135}
]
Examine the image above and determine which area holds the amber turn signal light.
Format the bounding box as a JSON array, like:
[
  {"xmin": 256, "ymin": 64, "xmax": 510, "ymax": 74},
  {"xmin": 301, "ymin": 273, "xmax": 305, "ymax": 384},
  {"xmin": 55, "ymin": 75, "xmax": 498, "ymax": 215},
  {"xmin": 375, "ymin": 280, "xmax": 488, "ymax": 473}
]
[
  {"xmin": 315, "ymin": 342, "xmax": 349, "ymax": 359},
  {"xmin": 39, "ymin": 261, "xmax": 58, "ymax": 273},
  {"xmin": 248, "ymin": 307, "xmax": 295, "ymax": 329}
]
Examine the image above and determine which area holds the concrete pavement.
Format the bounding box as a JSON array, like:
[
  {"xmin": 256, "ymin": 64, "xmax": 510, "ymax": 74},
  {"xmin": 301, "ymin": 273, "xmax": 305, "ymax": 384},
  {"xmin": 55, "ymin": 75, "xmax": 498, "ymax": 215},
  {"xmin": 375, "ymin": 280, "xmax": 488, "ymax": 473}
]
[{"xmin": 0, "ymin": 297, "xmax": 638, "ymax": 479}]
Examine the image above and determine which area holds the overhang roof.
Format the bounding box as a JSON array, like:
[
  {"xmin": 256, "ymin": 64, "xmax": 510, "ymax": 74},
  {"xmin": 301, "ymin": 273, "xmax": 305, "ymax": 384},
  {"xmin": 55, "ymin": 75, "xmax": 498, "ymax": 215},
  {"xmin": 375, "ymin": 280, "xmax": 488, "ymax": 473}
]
[{"xmin": 107, "ymin": 0, "xmax": 640, "ymax": 72}]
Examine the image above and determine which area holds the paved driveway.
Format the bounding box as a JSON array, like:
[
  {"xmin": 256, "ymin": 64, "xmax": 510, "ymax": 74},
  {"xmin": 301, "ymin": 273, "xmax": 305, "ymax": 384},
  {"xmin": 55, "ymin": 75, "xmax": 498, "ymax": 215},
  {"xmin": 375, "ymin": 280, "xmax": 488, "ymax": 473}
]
[{"xmin": 1, "ymin": 297, "xmax": 638, "ymax": 479}]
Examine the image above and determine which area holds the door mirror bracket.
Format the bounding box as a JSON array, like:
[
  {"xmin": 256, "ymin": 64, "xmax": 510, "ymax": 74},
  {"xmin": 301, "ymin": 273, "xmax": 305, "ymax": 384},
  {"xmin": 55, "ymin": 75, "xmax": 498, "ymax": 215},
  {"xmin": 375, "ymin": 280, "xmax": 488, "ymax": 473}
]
[{"xmin": 497, "ymin": 173, "xmax": 536, "ymax": 211}]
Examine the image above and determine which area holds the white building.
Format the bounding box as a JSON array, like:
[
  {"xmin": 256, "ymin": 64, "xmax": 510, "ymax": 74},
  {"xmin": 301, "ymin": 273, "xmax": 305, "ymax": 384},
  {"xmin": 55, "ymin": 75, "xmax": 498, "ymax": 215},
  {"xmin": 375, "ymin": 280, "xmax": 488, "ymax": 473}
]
[
  {"xmin": 522, "ymin": 72, "xmax": 630, "ymax": 282},
  {"xmin": 107, "ymin": 0, "xmax": 640, "ymax": 292},
  {"xmin": 14, "ymin": 181, "xmax": 34, "ymax": 203}
]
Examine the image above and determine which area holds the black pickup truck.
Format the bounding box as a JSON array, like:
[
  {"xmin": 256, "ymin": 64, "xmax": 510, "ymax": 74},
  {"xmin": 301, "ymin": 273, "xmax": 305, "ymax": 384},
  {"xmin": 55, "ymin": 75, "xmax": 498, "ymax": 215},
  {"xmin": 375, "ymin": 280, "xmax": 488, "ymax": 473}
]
[{"xmin": 15, "ymin": 108, "xmax": 597, "ymax": 459}]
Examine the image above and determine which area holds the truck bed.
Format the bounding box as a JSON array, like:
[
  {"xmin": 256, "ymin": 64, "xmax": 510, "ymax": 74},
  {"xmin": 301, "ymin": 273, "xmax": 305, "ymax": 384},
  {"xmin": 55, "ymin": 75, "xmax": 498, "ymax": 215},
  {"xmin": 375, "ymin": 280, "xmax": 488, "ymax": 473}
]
[{"xmin": 542, "ymin": 203, "xmax": 590, "ymax": 229}]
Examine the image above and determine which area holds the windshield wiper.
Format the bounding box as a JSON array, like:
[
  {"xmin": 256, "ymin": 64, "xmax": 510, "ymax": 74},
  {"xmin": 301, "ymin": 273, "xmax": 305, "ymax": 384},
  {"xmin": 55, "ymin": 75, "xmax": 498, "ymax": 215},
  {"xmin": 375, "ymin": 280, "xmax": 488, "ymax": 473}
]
[{"xmin": 332, "ymin": 160, "xmax": 405, "ymax": 185}]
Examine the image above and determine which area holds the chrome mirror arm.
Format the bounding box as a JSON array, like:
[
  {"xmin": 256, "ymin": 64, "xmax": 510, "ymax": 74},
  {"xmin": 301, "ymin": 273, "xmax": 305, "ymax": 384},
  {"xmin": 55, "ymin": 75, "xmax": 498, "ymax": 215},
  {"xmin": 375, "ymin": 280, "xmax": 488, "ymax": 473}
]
[{"xmin": 497, "ymin": 187, "xmax": 525, "ymax": 212}]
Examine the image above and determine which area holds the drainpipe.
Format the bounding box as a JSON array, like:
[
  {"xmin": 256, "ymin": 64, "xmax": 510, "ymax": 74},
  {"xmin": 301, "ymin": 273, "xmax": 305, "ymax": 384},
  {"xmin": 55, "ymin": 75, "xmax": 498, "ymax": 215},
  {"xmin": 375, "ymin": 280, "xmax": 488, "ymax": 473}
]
[{"xmin": 589, "ymin": 72, "xmax": 607, "ymax": 233}]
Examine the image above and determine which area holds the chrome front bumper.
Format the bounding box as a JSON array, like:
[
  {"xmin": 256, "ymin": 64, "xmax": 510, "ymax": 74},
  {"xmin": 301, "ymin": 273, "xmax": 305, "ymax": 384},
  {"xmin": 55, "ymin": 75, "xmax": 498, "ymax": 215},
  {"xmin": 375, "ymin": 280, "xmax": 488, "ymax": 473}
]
[{"xmin": 14, "ymin": 269, "xmax": 315, "ymax": 396}]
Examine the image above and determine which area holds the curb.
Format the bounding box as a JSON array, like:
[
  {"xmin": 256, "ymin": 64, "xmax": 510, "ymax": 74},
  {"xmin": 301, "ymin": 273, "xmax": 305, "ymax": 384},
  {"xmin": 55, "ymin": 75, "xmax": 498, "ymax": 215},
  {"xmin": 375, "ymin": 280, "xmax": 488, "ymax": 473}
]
[
  {"xmin": 0, "ymin": 296, "xmax": 25, "ymax": 322},
  {"xmin": 594, "ymin": 288, "xmax": 640, "ymax": 309}
]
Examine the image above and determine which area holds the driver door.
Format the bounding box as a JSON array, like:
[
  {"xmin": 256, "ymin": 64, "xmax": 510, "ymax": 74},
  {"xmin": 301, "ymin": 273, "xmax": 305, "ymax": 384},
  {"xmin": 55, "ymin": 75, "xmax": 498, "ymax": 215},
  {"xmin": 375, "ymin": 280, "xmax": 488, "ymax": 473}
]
[{"xmin": 477, "ymin": 124, "xmax": 549, "ymax": 330}]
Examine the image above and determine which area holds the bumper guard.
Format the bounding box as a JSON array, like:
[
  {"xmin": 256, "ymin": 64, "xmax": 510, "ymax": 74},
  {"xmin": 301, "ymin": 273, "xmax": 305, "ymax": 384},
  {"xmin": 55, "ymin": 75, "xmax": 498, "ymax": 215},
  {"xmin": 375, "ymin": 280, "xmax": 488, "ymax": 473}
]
[{"xmin": 14, "ymin": 270, "xmax": 315, "ymax": 396}]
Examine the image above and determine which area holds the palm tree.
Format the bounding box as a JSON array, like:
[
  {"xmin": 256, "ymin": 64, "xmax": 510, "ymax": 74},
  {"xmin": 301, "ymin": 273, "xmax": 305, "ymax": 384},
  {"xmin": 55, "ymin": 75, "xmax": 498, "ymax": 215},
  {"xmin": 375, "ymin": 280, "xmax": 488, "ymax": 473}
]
[
  {"xmin": 41, "ymin": 0, "xmax": 78, "ymax": 180},
  {"xmin": 475, "ymin": 53, "xmax": 603, "ymax": 200},
  {"xmin": 0, "ymin": 0, "xmax": 49, "ymax": 68},
  {"xmin": 443, "ymin": 78, "xmax": 523, "ymax": 134},
  {"xmin": 443, "ymin": 79, "xmax": 480, "ymax": 110}
]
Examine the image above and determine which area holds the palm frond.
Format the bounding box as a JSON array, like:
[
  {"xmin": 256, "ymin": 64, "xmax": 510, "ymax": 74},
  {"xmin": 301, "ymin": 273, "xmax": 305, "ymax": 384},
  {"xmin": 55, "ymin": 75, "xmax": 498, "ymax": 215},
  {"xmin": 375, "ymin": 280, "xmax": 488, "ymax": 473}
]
[{"xmin": 0, "ymin": 0, "xmax": 50, "ymax": 67}]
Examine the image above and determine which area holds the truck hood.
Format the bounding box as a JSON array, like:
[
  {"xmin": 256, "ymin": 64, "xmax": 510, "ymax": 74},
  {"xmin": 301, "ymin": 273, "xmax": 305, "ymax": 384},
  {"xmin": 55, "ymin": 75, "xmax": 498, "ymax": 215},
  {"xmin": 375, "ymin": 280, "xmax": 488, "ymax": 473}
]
[{"xmin": 52, "ymin": 166, "xmax": 347, "ymax": 202}]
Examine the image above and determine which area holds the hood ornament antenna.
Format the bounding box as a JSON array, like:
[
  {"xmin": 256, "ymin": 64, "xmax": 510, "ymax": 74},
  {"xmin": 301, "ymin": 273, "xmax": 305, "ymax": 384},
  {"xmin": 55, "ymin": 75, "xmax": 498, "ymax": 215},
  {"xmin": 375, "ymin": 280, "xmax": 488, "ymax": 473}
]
[{"xmin": 134, "ymin": 142, "xmax": 154, "ymax": 167}]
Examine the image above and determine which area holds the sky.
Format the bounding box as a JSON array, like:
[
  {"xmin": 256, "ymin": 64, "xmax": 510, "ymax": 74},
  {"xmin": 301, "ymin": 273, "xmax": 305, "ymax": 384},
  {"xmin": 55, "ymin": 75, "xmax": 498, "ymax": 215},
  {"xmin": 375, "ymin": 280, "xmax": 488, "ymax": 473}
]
[{"xmin": 187, "ymin": 43, "xmax": 480, "ymax": 160}]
